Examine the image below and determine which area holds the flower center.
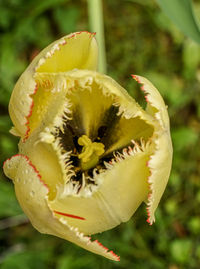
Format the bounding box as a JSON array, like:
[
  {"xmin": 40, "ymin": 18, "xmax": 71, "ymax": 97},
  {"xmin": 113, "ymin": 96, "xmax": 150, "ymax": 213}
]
[
  {"xmin": 47, "ymin": 74, "xmax": 155, "ymax": 196},
  {"xmin": 78, "ymin": 135, "xmax": 105, "ymax": 171}
]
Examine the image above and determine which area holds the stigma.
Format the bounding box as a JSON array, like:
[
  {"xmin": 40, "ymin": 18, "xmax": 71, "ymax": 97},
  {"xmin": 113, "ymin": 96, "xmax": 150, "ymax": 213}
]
[{"xmin": 78, "ymin": 135, "xmax": 105, "ymax": 171}]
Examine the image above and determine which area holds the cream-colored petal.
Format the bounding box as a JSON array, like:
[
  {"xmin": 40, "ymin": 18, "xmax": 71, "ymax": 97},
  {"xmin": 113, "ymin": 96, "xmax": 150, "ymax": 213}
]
[
  {"xmin": 3, "ymin": 154, "xmax": 50, "ymax": 231},
  {"xmin": 9, "ymin": 32, "xmax": 98, "ymax": 138},
  {"xmin": 23, "ymin": 76, "xmax": 70, "ymax": 138},
  {"xmin": 3, "ymin": 154, "xmax": 119, "ymax": 261},
  {"xmin": 132, "ymin": 75, "xmax": 173, "ymax": 224},
  {"xmin": 18, "ymin": 138, "xmax": 64, "ymax": 200},
  {"xmin": 9, "ymin": 73, "xmax": 37, "ymax": 138},
  {"xmin": 146, "ymin": 131, "xmax": 172, "ymax": 224},
  {"xmin": 36, "ymin": 32, "xmax": 98, "ymax": 73},
  {"xmin": 132, "ymin": 75, "xmax": 170, "ymax": 129},
  {"xmin": 49, "ymin": 143, "xmax": 151, "ymax": 235}
]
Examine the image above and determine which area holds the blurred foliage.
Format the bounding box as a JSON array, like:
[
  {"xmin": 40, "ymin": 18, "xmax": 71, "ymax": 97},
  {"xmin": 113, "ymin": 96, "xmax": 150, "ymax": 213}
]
[
  {"xmin": 156, "ymin": 0, "xmax": 200, "ymax": 44},
  {"xmin": 0, "ymin": 0, "xmax": 200, "ymax": 268}
]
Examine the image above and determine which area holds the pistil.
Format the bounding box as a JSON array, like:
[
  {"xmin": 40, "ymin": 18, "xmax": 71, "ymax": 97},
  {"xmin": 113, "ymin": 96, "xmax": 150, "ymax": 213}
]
[{"xmin": 78, "ymin": 135, "xmax": 105, "ymax": 171}]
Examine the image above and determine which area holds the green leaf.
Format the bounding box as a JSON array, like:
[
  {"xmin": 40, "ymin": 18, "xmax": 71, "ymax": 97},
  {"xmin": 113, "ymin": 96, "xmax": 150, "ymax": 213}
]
[
  {"xmin": 0, "ymin": 179, "xmax": 22, "ymax": 218},
  {"xmin": 171, "ymin": 127, "xmax": 198, "ymax": 152},
  {"xmin": 157, "ymin": 0, "xmax": 200, "ymax": 43},
  {"xmin": 53, "ymin": 6, "xmax": 80, "ymax": 35},
  {"xmin": 170, "ymin": 239, "xmax": 192, "ymax": 264},
  {"xmin": 1, "ymin": 250, "xmax": 50, "ymax": 269},
  {"xmin": 182, "ymin": 39, "xmax": 200, "ymax": 79}
]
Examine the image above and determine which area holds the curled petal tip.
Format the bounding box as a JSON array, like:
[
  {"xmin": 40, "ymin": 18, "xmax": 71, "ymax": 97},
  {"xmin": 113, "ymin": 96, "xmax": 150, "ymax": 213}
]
[{"xmin": 131, "ymin": 74, "xmax": 141, "ymax": 83}]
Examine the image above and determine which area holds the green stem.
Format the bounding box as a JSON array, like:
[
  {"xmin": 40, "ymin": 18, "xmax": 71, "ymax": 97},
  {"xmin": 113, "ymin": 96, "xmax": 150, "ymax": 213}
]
[
  {"xmin": 0, "ymin": 214, "xmax": 28, "ymax": 230},
  {"xmin": 87, "ymin": 0, "xmax": 107, "ymax": 73}
]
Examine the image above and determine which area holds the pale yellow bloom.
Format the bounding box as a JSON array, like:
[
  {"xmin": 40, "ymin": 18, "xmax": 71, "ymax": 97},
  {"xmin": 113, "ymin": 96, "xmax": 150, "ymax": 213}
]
[{"xmin": 3, "ymin": 32, "xmax": 172, "ymax": 261}]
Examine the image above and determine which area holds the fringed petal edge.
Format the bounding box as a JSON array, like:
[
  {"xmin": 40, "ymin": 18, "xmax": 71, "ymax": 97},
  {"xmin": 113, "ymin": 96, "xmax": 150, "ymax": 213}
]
[{"xmin": 132, "ymin": 75, "xmax": 173, "ymax": 225}]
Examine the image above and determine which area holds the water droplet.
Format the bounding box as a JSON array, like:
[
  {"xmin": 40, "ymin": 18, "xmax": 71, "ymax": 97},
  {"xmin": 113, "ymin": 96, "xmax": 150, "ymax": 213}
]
[
  {"xmin": 16, "ymin": 178, "xmax": 21, "ymax": 183},
  {"xmin": 7, "ymin": 163, "xmax": 11, "ymax": 169},
  {"xmin": 25, "ymin": 169, "xmax": 29, "ymax": 174},
  {"xmin": 30, "ymin": 191, "xmax": 35, "ymax": 197}
]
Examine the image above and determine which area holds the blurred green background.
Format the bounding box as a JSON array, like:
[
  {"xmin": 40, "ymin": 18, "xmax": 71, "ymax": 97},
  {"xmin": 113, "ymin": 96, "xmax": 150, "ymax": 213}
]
[{"xmin": 0, "ymin": 0, "xmax": 200, "ymax": 268}]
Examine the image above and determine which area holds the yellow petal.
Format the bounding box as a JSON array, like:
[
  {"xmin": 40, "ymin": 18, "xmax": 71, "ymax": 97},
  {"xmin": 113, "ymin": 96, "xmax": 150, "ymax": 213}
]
[
  {"xmin": 36, "ymin": 32, "xmax": 98, "ymax": 73},
  {"xmin": 3, "ymin": 154, "xmax": 119, "ymax": 261},
  {"xmin": 132, "ymin": 75, "xmax": 173, "ymax": 224},
  {"xmin": 23, "ymin": 78, "xmax": 70, "ymax": 138},
  {"xmin": 18, "ymin": 137, "xmax": 64, "ymax": 200},
  {"xmin": 3, "ymin": 154, "xmax": 50, "ymax": 230},
  {"xmin": 49, "ymin": 141, "xmax": 152, "ymax": 235},
  {"xmin": 9, "ymin": 32, "xmax": 98, "ymax": 138}
]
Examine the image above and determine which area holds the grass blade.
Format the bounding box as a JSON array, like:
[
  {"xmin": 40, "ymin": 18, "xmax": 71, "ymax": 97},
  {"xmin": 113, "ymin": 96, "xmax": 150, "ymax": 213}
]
[{"xmin": 157, "ymin": 0, "xmax": 200, "ymax": 43}]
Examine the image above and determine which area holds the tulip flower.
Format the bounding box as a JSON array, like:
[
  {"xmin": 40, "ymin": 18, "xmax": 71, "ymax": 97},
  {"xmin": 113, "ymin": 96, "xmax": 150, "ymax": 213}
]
[{"xmin": 3, "ymin": 31, "xmax": 172, "ymax": 261}]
